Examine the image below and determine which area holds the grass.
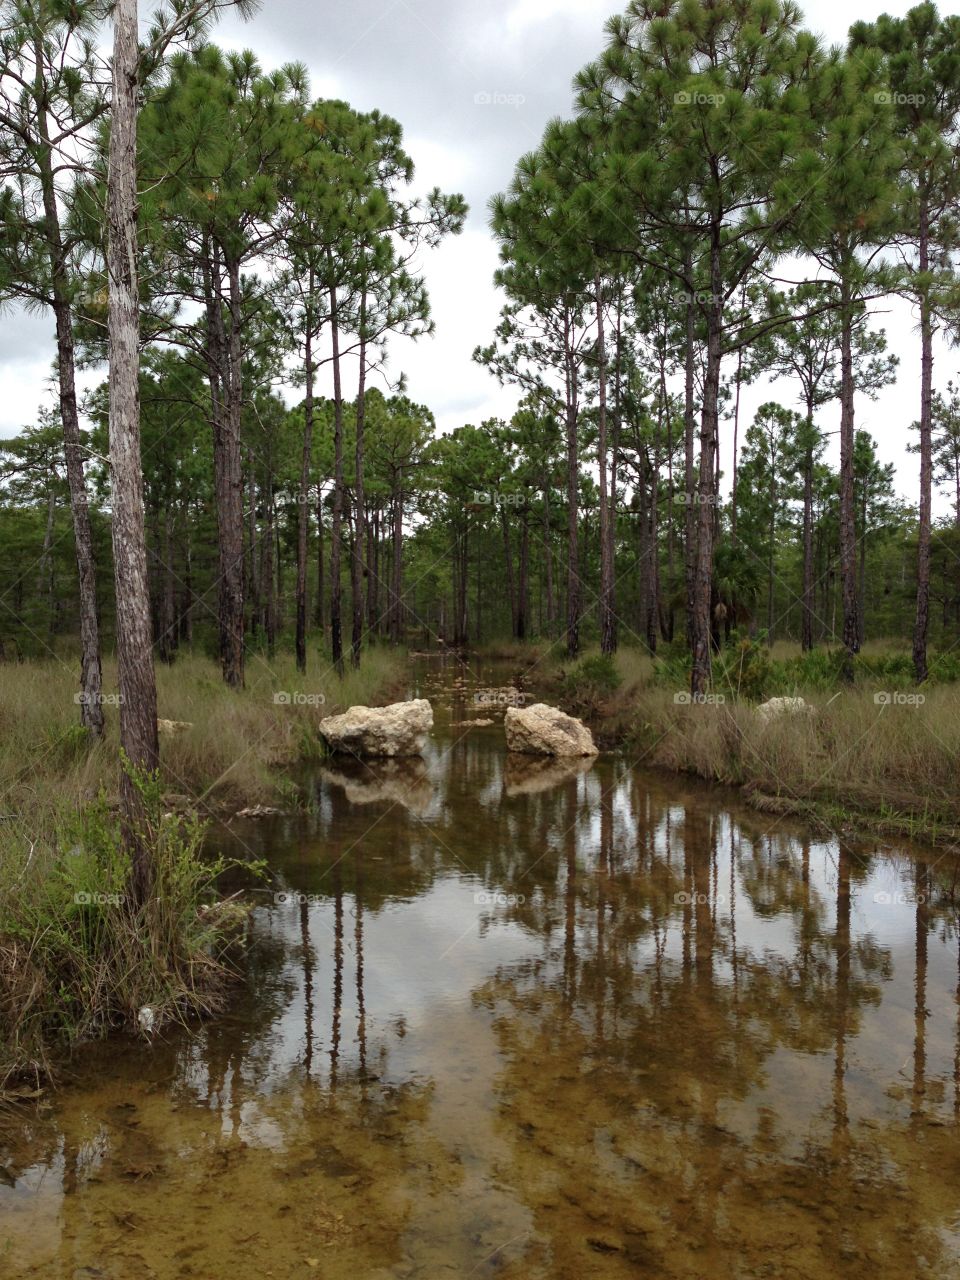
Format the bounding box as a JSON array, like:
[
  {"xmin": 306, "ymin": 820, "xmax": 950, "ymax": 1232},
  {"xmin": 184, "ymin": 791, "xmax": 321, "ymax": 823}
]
[
  {"xmin": 0, "ymin": 644, "xmax": 406, "ymax": 818},
  {"xmin": 616, "ymin": 680, "xmax": 960, "ymax": 841},
  {"xmin": 508, "ymin": 635, "xmax": 960, "ymax": 843},
  {"xmin": 0, "ymin": 643, "xmax": 406, "ymax": 1089}
]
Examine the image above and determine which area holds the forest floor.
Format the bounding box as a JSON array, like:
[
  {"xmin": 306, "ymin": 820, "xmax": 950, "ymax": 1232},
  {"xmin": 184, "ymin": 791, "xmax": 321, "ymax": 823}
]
[{"xmin": 488, "ymin": 637, "xmax": 960, "ymax": 848}]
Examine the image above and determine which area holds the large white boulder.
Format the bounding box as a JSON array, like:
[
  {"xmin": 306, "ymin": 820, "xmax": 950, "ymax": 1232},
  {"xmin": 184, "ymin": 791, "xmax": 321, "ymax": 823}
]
[
  {"xmin": 756, "ymin": 696, "xmax": 814, "ymax": 724},
  {"xmin": 504, "ymin": 703, "xmax": 598, "ymax": 757},
  {"xmin": 319, "ymin": 698, "xmax": 433, "ymax": 757}
]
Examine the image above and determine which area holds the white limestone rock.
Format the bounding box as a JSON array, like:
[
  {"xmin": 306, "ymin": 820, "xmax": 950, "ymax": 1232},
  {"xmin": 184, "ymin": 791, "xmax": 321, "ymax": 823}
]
[
  {"xmin": 504, "ymin": 703, "xmax": 598, "ymax": 757},
  {"xmin": 319, "ymin": 698, "xmax": 433, "ymax": 758},
  {"xmin": 756, "ymin": 696, "xmax": 815, "ymax": 724}
]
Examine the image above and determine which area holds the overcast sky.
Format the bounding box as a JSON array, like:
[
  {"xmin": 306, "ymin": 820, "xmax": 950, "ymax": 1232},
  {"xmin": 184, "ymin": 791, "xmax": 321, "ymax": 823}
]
[{"xmin": 2, "ymin": 0, "xmax": 954, "ymax": 508}]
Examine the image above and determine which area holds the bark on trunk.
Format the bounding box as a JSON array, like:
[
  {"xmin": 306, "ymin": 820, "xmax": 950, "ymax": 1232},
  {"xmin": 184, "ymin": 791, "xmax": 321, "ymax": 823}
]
[
  {"xmin": 216, "ymin": 256, "xmax": 246, "ymax": 688},
  {"xmin": 328, "ymin": 279, "xmax": 345, "ymax": 673},
  {"xmin": 500, "ymin": 504, "xmax": 517, "ymax": 636},
  {"xmin": 683, "ymin": 253, "xmax": 697, "ymax": 653},
  {"xmin": 801, "ymin": 407, "xmax": 815, "ymax": 653},
  {"xmin": 690, "ymin": 251, "xmax": 722, "ymax": 699},
  {"xmin": 34, "ymin": 53, "xmax": 104, "ymax": 733},
  {"xmin": 108, "ymin": 0, "xmax": 159, "ymax": 900},
  {"xmin": 351, "ymin": 312, "xmax": 368, "ymax": 667},
  {"xmin": 564, "ymin": 306, "xmax": 580, "ymax": 659},
  {"xmin": 838, "ymin": 267, "xmax": 859, "ymax": 677},
  {"xmin": 913, "ymin": 194, "xmax": 933, "ymax": 685},
  {"xmin": 296, "ymin": 300, "xmax": 314, "ymax": 674},
  {"xmin": 596, "ymin": 276, "xmax": 615, "ymax": 655}
]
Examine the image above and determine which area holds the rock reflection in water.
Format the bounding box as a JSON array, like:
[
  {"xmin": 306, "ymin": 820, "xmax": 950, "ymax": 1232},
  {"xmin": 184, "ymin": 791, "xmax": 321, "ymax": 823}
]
[
  {"xmin": 503, "ymin": 750, "xmax": 595, "ymax": 796},
  {"xmin": 2, "ymin": 659, "xmax": 960, "ymax": 1279},
  {"xmin": 321, "ymin": 755, "xmax": 433, "ymax": 814}
]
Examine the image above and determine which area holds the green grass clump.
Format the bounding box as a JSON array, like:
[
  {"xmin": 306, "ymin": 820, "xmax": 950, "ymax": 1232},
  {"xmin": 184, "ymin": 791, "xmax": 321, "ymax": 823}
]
[{"xmin": 0, "ymin": 771, "xmax": 261, "ymax": 1090}]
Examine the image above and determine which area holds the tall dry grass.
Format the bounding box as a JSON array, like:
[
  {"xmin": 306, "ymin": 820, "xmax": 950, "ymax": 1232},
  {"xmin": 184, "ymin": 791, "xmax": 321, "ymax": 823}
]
[
  {"xmin": 0, "ymin": 645, "xmax": 405, "ymax": 1085},
  {"xmin": 622, "ymin": 682, "xmax": 960, "ymax": 841}
]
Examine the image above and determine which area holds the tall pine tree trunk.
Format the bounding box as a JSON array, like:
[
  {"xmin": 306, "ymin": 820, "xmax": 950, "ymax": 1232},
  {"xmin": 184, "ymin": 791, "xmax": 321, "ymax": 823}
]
[
  {"xmin": 801, "ymin": 408, "xmax": 815, "ymax": 653},
  {"xmin": 596, "ymin": 275, "xmax": 615, "ymax": 655},
  {"xmin": 108, "ymin": 0, "xmax": 159, "ymax": 898},
  {"xmin": 216, "ymin": 256, "xmax": 245, "ymax": 688},
  {"xmin": 34, "ymin": 62, "xmax": 104, "ymax": 733},
  {"xmin": 328, "ymin": 279, "xmax": 345, "ymax": 673},
  {"xmin": 564, "ymin": 306, "xmax": 580, "ymax": 659},
  {"xmin": 838, "ymin": 266, "xmax": 859, "ymax": 677},
  {"xmin": 517, "ymin": 506, "xmax": 529, "ymax": 641},
  {"xmin": 690, "ymin": 259, "xmax": 722, "ymax": 699},
  {"xmin": 683, "ymin": 274, "xmax": 697, "ymax": 652},
  {"xmin": 296, "ymin": 303, "xmax": 314, "ymax": 673},
  {"xmin": 351, "ymin": 308, "xmax": 367, "ymax": 667},
  {"xmin": 500, "ymin": 504, "xmax": 517, "ymax": 636},
  {"xmin": 913, "ymin": 193, "xmax": 933, "ymax": 685}
]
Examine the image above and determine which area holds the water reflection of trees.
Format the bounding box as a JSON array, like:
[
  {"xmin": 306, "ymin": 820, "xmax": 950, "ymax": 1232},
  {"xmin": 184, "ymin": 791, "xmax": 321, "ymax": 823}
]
[{"xmin": 470, "ymin": 770, "xmax": 960, "ymax": 1277}]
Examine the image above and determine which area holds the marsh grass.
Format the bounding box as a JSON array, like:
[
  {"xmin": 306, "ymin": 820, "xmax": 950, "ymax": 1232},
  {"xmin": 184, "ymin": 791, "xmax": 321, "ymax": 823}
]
[
  {"xmin": 0, "ymin": 646, "xmax": 405, "ymax": 816},
  {"xmin": 611, "ymin": 648, "xmax": 960, "ymax": 840},
  {"xmin": 0, "ymin": 646, "xmax": 405, "ymax": 1086}
]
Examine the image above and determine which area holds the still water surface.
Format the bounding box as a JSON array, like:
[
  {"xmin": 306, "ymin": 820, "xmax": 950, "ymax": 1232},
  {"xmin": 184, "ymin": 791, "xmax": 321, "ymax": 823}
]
[{"xmin": 3, "ymin": 656, "xmax": 960, "ymax": 1278}]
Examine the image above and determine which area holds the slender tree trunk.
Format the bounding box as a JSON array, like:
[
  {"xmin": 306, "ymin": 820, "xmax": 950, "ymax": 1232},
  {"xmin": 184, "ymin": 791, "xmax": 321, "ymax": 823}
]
[
  {"xmin": 213, "ymin": 256, "xmax": 246, "ymax": 688},
  {"xmin": 367, "ymin": 505, "xmax": 378, "ymax": 635},
  {"xmin": 500, "ymin": 504, "xmax": 517, "ymax": 636},
  {"xmin": 390, "ymin": 487, "xmax": 404, "ymax": 644},
  {"xmin": 838, "ymin": 266, "xmax": 859, "ymax": 676},
  {"xmin": 245, "ymin": 444, "xmax": 259, "ymax": 635},
  {"xmin": 517, "ymin": 506, "xmax": 529, "ymax": 641},
  {"xmin": 159, "ymin": 505, "xmax": 177, "ymax": 663},
  {"xmin": 649, "ymin": 439, "xmax": 660, "ymax": 653},
  {"xmin": 596, "ymin": 276, "xmax": 615, "ymax": 655},
  {"xmin": 328, "ymin": 279, "xmax": 345, "ymax": 673},
  {"xmin": 542, "ymin": 477, "xmax": 555, "ymax": 632},
  {"xmin": 683, "ymin": 267, "xmax": 697, "ymax": 652},
  {"xmin": 315, "ymin": 481, "xmax": 325, "ymax": 632},
  {"xmin": 564, "ymin": 306, "xmax": 580, "ymax": 659},
  {"xmin": 690, "ymin": 254, "xmax": 722, "ymax": 699},
  {"xmin": 767, "ymin": 478, "xmax": 776, "ymax": 642},
  {"xmin": 108, "ymin": 0, "xmax": 159, "ymax": 898},
  {"xmin": 731, "ymin": 346, "xmax": 743, "ymax": 542},
  {"xmin": 913, "ymin": 194, "xmax": 933, "ymax": 685},
  {"xmin": 36, "ymin": 485, "xmax": 56, "ymax": 637},
  {"xmin": 34, "ymin": 62, "xmax": 104, "ymax": 733},
  {"xmin": 351, "ymin": 308, "xmax": 368, "ymax": 667},
  {"xmin": 802, "ymin": 407, "xmax": 815, "ymax": 653},
  {"xmin": 296, "ymin": 300, "xmax": 314, "ymax": 673}
]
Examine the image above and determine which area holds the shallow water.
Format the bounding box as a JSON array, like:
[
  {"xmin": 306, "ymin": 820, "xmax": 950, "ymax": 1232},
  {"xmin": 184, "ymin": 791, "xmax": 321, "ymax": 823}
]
[{"xmin": 3, "ymin": 655, "xmax": 960, "ymax": 1278}]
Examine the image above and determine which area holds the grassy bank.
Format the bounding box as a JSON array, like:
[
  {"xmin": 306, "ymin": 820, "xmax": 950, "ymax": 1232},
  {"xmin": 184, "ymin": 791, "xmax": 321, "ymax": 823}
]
[
  {"xmin": 0, "ymin": 645, "xmax": 406, "ymax": 1089},
  {"xmin": 497, "ymin": 639, "xmax": 960, "ymax": 845}
]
